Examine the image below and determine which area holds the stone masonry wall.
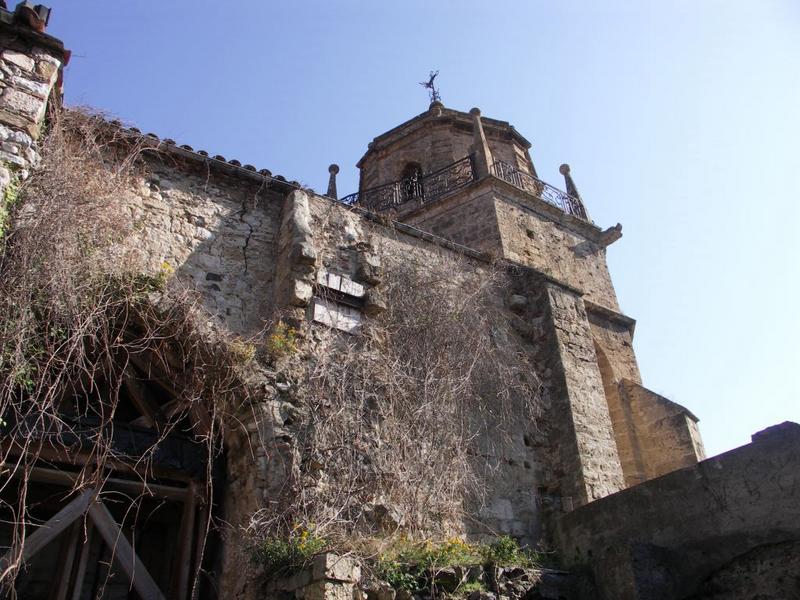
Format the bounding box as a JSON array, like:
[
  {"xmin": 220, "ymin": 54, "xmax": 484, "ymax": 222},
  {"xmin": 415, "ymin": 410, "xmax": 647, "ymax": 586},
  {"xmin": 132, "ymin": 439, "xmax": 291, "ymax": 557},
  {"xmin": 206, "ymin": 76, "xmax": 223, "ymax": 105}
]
[
  {"xmin": 306, "ymin": 195, "xmax": 547, "ymax": 545},
  {"xmin": 101, "ymin": 151, "xmax": 566, "ymax": 597},
  {"xmin": 494, "ymin": 190, "xmax": 620, "ymax": 311},
  {"xmin": 540, "ymin": 284, "xmax": 625, "ymax": 506},
  {"xmin": 0, "ymin": 24, "xmax": 65, "ymax": 212},
  {"xmin": 358, "ymin": 107, "xmax": 533, "ymax": 192},
  {"xmin": 557, "ymin": 421, "xmax": 800, "ymax": 600},
  {"xmin": 619, "ymin": 379, "xmax": 705, "ymax": 480},
  {"xmin": 405, "ymin": 186, "xmax": 503, "ymax": 255},
  {"xmin": 124, "ymin": 153, "xmax": 283, "ymax": 336}
]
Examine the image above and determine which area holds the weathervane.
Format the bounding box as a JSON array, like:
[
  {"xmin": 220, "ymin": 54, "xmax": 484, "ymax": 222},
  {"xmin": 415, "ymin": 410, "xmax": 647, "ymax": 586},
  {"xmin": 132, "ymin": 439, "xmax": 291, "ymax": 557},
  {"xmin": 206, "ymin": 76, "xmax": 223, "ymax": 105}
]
[{"xmin": 419, "ymin": 70, "xmax": 441, "ymax": 104}]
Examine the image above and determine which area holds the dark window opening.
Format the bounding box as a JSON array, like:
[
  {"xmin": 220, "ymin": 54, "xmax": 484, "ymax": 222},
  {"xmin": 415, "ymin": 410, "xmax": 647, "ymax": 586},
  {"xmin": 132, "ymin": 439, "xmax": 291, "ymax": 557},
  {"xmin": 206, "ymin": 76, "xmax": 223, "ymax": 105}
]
[{"xmin": 400, "ymin": 162, "xmax": 423, "ymax": 201}]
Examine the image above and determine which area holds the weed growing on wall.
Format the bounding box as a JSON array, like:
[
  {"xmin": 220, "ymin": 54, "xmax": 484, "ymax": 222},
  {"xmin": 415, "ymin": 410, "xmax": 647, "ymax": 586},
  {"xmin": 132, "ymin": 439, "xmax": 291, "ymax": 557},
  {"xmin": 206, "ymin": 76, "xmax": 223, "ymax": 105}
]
[{"xmin": 252, "ymin": 524, "xmax": 327, "ymax": 578}]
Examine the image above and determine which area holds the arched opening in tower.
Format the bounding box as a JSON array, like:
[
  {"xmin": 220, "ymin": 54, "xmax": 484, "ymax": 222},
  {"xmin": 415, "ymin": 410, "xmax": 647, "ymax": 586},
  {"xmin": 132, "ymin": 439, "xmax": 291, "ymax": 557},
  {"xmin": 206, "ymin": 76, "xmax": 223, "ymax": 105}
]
[{"xmin": 399, "ymin": 162, "xmax": 424, "ymax": 202}]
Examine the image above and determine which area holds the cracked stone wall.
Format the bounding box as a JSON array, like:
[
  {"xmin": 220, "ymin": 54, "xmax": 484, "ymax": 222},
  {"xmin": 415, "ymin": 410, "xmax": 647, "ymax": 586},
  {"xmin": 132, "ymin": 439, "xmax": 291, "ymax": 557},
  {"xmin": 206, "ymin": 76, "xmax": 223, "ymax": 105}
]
[
  {"xmin": 123, "ymin": 154, "xmax": 283, "ymax": 336},
  {"xmin": 113, "ymin": 157, "xmax": 637, "ymax": 566}
]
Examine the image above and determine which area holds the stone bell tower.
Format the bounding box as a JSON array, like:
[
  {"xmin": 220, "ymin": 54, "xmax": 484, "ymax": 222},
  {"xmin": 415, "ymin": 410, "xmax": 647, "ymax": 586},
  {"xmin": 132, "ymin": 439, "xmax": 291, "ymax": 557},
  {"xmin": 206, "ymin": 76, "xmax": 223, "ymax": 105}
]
[{"xmin": 345, "ymin": 100, "xmax": 706, "ymax": 500}]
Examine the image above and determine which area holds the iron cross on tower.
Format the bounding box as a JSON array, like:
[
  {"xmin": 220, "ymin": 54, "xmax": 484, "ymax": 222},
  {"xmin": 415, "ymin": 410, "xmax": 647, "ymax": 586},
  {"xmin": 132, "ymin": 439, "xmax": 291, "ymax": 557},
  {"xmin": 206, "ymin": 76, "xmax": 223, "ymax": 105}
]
[{"xmin": 419, "ymin": 70, "xmax": 441, "ymax": 104}]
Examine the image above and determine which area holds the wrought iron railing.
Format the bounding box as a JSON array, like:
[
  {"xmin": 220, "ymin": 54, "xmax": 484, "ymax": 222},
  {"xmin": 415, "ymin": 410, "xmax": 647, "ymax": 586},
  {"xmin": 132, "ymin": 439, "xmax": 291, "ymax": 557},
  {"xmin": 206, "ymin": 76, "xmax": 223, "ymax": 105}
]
[
  {"xmin": 340, "ymin": 155, "xmax": 475, "ymax": 211},
  {"xmin": 338, "ymin": 155, "xmax": 588, "ymax": 222},
  {"xmin": 491, "ymin": 160, "xmax": 588, "ymax": 220}
]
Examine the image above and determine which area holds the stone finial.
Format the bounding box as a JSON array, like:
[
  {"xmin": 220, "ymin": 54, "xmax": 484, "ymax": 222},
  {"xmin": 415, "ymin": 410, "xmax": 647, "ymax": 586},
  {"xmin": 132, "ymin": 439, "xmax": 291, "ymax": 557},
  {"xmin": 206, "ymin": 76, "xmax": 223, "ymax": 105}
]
[
  {"xmin": 326, "ymin": 164, "xmax": 339, "ymax": 200},
  {"xmin": 470, "ymin": 107, "xmax": 493, "ymax": 179},
  {"xmin": 559, "ymin": 164, "xmax": 580, "ymax": 199},
  {"xmin": 429, "ymin": 100, "xmax": 444, "ymax": 116},
  {"xmin": 559, "ymin": 163, "xmax": 590, "ymax": 221}
]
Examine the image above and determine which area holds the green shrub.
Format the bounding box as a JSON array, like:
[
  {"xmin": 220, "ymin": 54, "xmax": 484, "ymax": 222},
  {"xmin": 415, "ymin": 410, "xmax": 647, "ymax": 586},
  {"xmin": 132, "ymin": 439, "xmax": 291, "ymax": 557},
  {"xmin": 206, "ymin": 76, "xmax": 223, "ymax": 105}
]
[
  {"xmin": 253, "ymin": 525, "xmax": 327, "ymax": 578},
  {"xmin": 267, "ymin": 321, "xmax": 297, "ymax": 359},
  {"xmin": 479, "ymin": 535, "xmax": 537, "ymax": 567},
  {"xmin": 459, "ymin": 581, "xmax": 488, "ymax": 595},
  {"xmin": 375, "ymin": 557, "xmax": 422, "ymax": 592},
  {"xmin": 229, "ymin": 339, "xmax": 257, "ymax": 364},
  {"xmin": 373, "ymin": 536, "xmax": 541, "ymax": 592}
]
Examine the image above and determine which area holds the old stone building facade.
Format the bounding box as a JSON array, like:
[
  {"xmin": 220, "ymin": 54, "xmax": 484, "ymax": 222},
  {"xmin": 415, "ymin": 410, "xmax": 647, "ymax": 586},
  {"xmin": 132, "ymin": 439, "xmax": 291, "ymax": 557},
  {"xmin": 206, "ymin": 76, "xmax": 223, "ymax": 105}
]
[{"xmin": 0, "ymin": 5, "xmax": 797, "ymax": 600}]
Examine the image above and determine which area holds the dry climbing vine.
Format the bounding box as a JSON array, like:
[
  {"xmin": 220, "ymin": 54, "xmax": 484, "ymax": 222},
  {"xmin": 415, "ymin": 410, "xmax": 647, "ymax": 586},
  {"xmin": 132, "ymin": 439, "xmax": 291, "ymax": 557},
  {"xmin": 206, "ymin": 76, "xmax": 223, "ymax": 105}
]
[
  {"xmin": 250, "ymin": 252, "xmax": 541, "ymax": 550},
  {"xmin": 0, "ymin": 110, "xmax": 250, "ymax": 595}
]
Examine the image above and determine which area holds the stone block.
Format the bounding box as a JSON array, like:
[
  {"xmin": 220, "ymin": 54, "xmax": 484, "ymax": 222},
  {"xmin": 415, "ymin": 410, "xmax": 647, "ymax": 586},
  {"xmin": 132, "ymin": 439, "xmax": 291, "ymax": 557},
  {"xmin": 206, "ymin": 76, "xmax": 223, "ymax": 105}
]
[
  {"xmin": 11, "ymin": 75, "xmax": 49, "ymax": 99},
  {"xmin": 0, "ymin": 149, "xmax": 27, "ymax": 167},
  {"xmin": 2, "ymin": 50, "xmax": 34, "ymax": 72},
  {"xmin": 311, "ymin": 553, "xmax": 361, "ymax": 583},
  {"xmin": 301, "ymin": 581, "xmax": 356, "ymax": 600},
  {"xmin": 312, "ymin": 298, "xmax": 362, "ymax": 333},
  {"xmin": 1, "ymin": 88, "xmax": 44, "ymax": 120},
  {"xmin": 363, "ymin": 289, "xmax": 387, "ymax": 316},
  {"xmin": 35, "ymin": 59, "xmax": 58, "ymax": 83},
  {"xmin": 0, "ymin": 108, "xmax": 37, "ymax": 136},
  {"xmin": 291, "ymin": 240, "xmax": 318, "ymax": 265},
  {"xmin": 355, "ymin": 253, "xmax": 382, "ymax": 284},
  {"xmin": 317, "ymin": 270, "xmax": 365, "ymax": 298}
]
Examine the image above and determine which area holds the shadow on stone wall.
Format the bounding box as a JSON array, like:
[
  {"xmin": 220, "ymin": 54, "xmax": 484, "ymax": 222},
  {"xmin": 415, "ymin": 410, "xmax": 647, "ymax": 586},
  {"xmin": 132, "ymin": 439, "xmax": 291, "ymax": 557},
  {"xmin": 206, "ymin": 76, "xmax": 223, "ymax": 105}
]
[{"xmin": 557, "ymin": 421, "xmax": 800, "ymax": 600}]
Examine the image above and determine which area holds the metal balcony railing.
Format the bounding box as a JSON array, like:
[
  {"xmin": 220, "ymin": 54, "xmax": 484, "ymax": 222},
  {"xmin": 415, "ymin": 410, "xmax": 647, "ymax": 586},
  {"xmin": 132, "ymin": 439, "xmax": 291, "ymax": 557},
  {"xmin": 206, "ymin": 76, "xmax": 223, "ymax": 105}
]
[
  {"xmin": 491, "ymin": 160, "xmax": 588, "ymax": 220},
  {"xmin": 339, "ymin": 155, "xmax": 476, "ymax": 212},
  {"xmin": 338, "ymin": 155, "xmax": 589, "ymax": 222}
]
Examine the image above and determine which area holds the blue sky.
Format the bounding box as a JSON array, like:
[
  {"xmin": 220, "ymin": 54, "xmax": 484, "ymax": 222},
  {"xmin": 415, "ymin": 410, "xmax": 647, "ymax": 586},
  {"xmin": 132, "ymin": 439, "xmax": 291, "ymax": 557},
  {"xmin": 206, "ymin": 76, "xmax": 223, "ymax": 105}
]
[{"xmin": 43, "ymin": 1, "xmax": 798, "ymax": 457}]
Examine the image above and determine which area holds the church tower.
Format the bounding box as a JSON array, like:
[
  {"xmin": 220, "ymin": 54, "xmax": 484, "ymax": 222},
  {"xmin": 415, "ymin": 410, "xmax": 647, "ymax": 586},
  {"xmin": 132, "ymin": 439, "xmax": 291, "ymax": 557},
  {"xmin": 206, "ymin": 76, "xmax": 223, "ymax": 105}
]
[{"xmin": 344, "ymin": 100, "xmax": 706, "ymax": 494}]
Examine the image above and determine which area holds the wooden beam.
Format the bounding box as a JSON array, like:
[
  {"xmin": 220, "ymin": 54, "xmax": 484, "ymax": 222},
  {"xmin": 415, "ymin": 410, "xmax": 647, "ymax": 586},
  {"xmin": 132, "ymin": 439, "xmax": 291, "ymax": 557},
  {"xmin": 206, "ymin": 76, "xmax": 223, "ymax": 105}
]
[
  {"xmin": 172, "ymin": 483, "xmax": 197, "ymax": 600},
  {"xmin": 189, "ymin": 504, "xmax": 209, "ymax": 600},
  {"xmin": 52, "ymin": 521, "xmax": 81, "ymax": 600},
  {"xmin": 2, "ymin": 442, "xmax": 195, "ymax": 484},
  {"xmin": 22, "ymin": 465, "xmax": 191, "ymax": 502},
  {"xmin": 88, "ymin": 500, "xmax": 166, "ymax": 600},
  {"xmin": 123, "ymin": 368, "xmax": 158, "ymax": 428},
  {"xmin": 69, "ymin": 522, "xmax": 93, "ymax": 600},
  {"xmin": 127, "ymin": 352, "xmax": 181, "ymax": 398},
  {"xmin": 0, "ymin": 488, "xmax": 94, "ymax": 570}
]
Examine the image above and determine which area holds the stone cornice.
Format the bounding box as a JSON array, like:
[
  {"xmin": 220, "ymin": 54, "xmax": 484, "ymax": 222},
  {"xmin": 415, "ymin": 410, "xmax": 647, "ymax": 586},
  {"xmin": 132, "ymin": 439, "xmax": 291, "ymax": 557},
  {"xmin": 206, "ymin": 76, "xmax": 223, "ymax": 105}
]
[
  {"xmin": 584, "ymin": 300, "xmax": 637, "ymax": 337},
  {"xmin": 401, "ymin": 175, "xmax": 620, "ymax": 247}
]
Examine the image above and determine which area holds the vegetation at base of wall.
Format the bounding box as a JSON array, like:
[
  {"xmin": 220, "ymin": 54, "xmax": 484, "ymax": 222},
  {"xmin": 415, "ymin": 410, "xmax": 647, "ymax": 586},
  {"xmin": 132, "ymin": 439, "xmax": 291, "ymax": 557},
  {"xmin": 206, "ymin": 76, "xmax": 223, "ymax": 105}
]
[
  {"xmin": 458, "ymin": 581, "xmax": 488, "ymax": 595},
  {"xmin": 250, "ymin": 532, "xmax": 542, "ymax": 591},
  {"xmin": 373, "ymin": 536, "xmax": 542, "ymax": 593},
  {"xmin": 381, "ymin": 535, "xmax": 540, "ymax": 570},
  {"xmin": 251, "ymin": 524, "xmax": 327, "ymax": 578}
]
